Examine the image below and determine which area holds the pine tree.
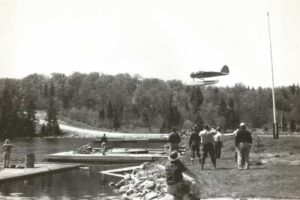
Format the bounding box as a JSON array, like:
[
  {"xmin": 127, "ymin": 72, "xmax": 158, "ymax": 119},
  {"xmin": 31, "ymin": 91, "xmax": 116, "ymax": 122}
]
[
  {"xmin": 189, "ymin": 87, "xmax": 204, "ymax": 127},
  {"xmin": 20, "ymin": 96, "xmax": 36, "ymax": 137},
  {"xmin": 0, "ymin": 80, "xmax": 15, "ymax": 138},
  {"xmin": 160, "ymin": 94, "xmax": 183, "ymax": 133},
  {"xmin": 107, "ymin": 99, "xmax": 113, "ymax": 129},
  {"xmin": 44, "ymin": 82, "xmax": 61, "ymax": 136}
]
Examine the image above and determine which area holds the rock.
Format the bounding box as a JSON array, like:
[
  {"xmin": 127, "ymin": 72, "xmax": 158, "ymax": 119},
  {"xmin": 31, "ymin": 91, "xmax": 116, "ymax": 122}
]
[
  {"xmin": 121, "ymin": 193, "xmax": 130, "ymax": 200},
  {"xmin": 156, "ymin": 178, "xmax": 166, "ymax": 184},
  {"xmin": 119, "ymin": 185, "xmax": 130, "ymax": 193},
  {"xmin": 124, "ymin": 174, "xmax": 132, "ymax": 180},
  {"xmin": 157, "ymin": 194, "xmax": 175, "ymax": 200},
  {"xmin": 142, "ymin": 180, "xmax": 155, "ymax": 190},
  {"xmin": 144, "ymin": 191, "xmax": 158, "ymax": 200},
  {"xmin": 132, "ymin": 197, "xmax": 142, "ymax": 200}
]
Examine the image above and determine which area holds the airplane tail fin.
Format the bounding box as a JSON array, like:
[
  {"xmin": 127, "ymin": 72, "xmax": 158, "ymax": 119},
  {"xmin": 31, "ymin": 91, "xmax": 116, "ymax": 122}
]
[{"xmin": 221, "ymin": 65, "xmax": 229, "ymax": 74}]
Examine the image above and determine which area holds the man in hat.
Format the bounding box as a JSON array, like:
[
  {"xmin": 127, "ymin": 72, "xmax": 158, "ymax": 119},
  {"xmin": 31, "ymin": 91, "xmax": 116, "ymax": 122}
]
[
  {"xmin": 199, "ymin": 125, "xmax": 217, "ymax": 170},
  {"xmin": 189, "ymin": 125, "xmax": 201, "ymax": 164},
  {"xmin": 235, "ymin": 122, "xmax": 252, "ymax": 170},
  {"xmin": 214, "ymin": 127, "xmax": 223, "ymax": 159},
  {"xmin": 100, "ymin": 134, "xmax": 108, "ymax": 155},
  {"xmin": 165, "ymin": 151, "xmax": 200, "ymax": 200},
  {"xmin": 168, "ymin": 127, "xmax": 181, "ymax": 152},
  {"xmin": 2, "ymin": 139, "xmax": 14, "ymax": 168}
]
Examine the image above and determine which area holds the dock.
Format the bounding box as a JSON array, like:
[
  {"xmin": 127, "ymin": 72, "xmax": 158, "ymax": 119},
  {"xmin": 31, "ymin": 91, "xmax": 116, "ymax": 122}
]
[
  {"xmin": 0, "ymin": 163, "xmax": 82, "ymax": 183},
  {"xmin": 45, "ymin": 151, "xmax": 168, "ymax": 163},
  {"xmin": 93, "ymin": 137, "xmax": 168, "ymax": 143}
]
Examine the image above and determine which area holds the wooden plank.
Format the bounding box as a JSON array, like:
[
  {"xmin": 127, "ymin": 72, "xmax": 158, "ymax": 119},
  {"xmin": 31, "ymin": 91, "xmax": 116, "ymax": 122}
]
[
  {"xmin": 0, "ymin": 163, "xmax": 82, "ymax": 183},
  {"xmin": 101, "ymin": 165, "xmax": 142, "ymax": 178}
]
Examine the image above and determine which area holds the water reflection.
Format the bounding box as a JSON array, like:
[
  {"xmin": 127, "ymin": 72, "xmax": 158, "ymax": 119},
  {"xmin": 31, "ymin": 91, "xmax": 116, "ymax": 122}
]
[
  {"xmin": 0, "ymin": 138, "xmax": 165, "ymax": 199},
  {"xmin": 0, "ymin": 165, "xmax": 130, "ymax": 199}
]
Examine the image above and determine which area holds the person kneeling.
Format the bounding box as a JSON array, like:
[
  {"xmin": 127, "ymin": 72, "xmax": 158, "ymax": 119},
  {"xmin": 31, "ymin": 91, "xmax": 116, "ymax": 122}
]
[{"xmin": 165, "ymin": 151, "xmax": 200, "ymax": 200}]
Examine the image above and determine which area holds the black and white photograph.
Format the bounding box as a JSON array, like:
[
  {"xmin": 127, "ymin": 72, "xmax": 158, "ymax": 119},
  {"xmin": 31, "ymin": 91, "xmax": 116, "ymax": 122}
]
[{"xmin": 0, "ymin": 0, "xmax": 299, "ymax": 199}]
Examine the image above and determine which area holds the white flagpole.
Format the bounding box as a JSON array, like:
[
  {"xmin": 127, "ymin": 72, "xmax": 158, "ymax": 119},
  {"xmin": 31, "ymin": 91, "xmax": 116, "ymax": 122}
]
[{"xmin": 267, "ymin": 12, "xmax": 278, "ymax": 139}]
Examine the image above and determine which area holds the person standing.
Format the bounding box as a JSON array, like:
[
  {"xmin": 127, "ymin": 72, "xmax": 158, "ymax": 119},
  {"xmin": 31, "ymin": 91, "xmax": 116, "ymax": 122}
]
[
  {"xmin": 214, "ymin": 127, "xmax": 223, "ymax": 159},
  {"xmin": 168, "ymin": 127, "xmax": 181, "ymax": 152},
  {"xmin": 199, "ymin": 125, "xmax": 217, "ymax": 170},
  {"xmin": 189, "ymin": 125, "xmax": 201, "ymax": 164},
  {"xmin": 2, "ymin": 139, "xmax": 14, "ymax": 168},
  {"xmin": 235, "ymin": 123, "xmax": 252, "ymax": 170},
  {"xmin": 233, "ymin": 127, "xmax": 239, "ymax": 162},
  {"xmin": 100, "ymin": 134, "xmax": 108, "ymax": 155}
]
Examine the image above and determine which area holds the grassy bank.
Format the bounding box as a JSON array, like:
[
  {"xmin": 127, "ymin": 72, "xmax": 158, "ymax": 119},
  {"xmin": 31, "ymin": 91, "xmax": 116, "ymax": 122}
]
[{"xmin": 180, "ymin": 135, "xmax": 300, "ymax": 199}]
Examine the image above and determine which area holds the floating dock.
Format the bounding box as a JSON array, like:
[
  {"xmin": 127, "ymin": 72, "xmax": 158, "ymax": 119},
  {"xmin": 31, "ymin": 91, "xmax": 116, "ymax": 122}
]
[
  {"xmin": 94, "ymin": 137, "xmax": 168, "ymax": 143},
  {"xmin": 0, "ymin": 163, "xmax": 82, "ymax": 183},
  {"xmin": 45, "ymin": 150, "xmax": 168, "ymax": 163}
]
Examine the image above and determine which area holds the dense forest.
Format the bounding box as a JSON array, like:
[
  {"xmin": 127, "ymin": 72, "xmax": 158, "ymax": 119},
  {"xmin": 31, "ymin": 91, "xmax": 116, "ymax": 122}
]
[{"xmin": 0, "ymin": 72, "xmax": 300, "ymax": 138}]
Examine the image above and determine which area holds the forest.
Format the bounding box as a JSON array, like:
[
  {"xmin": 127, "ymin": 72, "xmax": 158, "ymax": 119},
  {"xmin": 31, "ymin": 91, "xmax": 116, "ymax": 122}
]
[{"xmin": 0, "ymin": 72, "xmax": 299, "ymax": 138}]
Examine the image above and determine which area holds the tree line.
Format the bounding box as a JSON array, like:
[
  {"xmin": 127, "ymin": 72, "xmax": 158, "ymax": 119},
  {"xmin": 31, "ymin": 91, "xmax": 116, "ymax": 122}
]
[{"xmin": 0, "ymin": 72, "xmax": 299, "ymax": 138}]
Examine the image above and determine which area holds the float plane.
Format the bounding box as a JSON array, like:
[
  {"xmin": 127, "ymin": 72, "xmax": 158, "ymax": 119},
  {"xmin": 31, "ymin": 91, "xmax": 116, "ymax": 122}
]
[{"xmin": 187, "ymin": 65, "xmax": 229, "ymax": 86}]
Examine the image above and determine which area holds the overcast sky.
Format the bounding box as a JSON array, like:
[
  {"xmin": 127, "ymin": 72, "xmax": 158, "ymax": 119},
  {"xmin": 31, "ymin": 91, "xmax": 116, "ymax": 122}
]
[{"xmin": 0, "ymin": 0, "xmax": 299, "ymax": 88}]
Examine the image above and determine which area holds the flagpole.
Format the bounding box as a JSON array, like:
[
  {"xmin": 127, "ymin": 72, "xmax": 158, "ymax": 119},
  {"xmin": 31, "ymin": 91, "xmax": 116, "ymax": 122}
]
[{"xmin": 267, "ymin": 12, "xmax": 278, "ymax": 139}]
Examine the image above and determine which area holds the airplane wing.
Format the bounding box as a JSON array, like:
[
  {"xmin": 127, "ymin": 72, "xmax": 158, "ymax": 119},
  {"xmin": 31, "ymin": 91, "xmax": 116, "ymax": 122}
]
[{"xmin": 186, "ymin": 79, "xmax": 219, "ymax": 86}]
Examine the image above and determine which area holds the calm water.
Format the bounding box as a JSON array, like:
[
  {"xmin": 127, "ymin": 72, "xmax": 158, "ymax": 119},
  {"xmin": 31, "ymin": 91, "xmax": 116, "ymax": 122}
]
[{"xmin": 0, "ymin": 138, "xmax": 165, "ymax": 199}]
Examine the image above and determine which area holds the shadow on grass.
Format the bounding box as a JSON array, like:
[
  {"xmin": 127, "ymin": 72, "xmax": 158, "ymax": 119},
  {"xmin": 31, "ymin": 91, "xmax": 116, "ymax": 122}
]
[{"xmin": 215, "ymin": 167, "xmax": 234, "ymax": 170}]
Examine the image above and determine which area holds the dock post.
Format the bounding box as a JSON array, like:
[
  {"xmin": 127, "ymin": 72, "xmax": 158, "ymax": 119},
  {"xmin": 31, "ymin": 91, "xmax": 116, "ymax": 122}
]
[{"xmin": 25, "ymin": 153, "xmax": 35, "ymax": 168}]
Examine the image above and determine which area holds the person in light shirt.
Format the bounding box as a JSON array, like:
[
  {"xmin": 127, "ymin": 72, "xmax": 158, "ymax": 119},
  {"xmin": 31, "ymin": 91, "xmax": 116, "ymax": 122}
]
[
  {"xmin": 214, "ymin": 127, "xmax": 223, "ymax": 159},
  {"xmin": 199, "ymin": 125, "xmax": 217, "ymax": 170}
]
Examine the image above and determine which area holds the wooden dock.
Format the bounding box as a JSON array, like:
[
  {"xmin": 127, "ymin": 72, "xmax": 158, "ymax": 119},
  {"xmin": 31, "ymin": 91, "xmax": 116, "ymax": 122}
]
[
  {"xmin": 93, "ymin": 137, "xmax": 168, "ymax": 143},
  {"xmin": 45, "ymin": 151, "xmax": 168, "ymax": 163},
  {"xmin": 0, "ymin": 163, "xmax": 82, "ymax": 183}
]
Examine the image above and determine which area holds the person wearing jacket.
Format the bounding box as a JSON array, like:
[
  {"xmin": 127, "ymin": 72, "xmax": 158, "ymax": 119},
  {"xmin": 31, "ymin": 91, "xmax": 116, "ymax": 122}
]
[
  {"xmin": 235, "ymin": 122, "xmax": 252, "ymax": 170},
  {"xmin": 165, "ymin": 151, "xmax": 200, "ymax": 200},
  {"xmin": 168, "ymin": 127, "xmax": 181, "ymax": 152},
  {"xmin": 189, "ymin": 125, "xmax": 201, "ymax": 164}
]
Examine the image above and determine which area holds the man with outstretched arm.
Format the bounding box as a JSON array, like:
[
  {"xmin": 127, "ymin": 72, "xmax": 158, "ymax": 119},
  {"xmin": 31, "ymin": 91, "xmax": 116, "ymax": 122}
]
[{"xmin": 199, "ymin": 125, "xmax": 217, "ymax": 170}]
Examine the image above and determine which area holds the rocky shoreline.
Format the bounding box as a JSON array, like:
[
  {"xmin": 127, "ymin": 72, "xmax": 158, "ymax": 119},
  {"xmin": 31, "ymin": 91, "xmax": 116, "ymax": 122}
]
[{"xmin": 106, "ymin": 162, "xmax": 199, "ymax": 200}]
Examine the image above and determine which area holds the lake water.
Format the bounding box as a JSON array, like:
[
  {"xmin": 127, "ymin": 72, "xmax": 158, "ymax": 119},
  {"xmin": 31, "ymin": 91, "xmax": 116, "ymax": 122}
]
[{"xmin": 0, "ymin": 138, "xmax": 165, "ymax": 199}]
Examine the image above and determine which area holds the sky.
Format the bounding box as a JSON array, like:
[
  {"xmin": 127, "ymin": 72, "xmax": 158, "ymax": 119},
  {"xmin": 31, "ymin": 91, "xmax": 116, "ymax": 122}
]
[{"xmin": 0, "ymin": 0, "xmax": 299, "ymax": 88}]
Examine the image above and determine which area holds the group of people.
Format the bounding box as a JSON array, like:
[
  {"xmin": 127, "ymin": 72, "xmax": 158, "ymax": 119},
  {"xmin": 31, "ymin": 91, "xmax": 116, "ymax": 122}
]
[
  {"xmin": 168, "ymin": 125, "xmax": 223, "ymax": 170},
  {"xmin": 168, "ymin": 122, "xmax": 253, "ymax": 170},
  {"xmin": 166, "ymin": 123, "xmax": 253, "ymax": 199}
]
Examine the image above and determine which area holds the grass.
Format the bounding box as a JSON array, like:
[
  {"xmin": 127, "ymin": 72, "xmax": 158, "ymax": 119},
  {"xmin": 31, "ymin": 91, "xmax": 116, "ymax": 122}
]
[{"xmin": 179, "ymin": 134, "xmax": 300, "ymax": 199}]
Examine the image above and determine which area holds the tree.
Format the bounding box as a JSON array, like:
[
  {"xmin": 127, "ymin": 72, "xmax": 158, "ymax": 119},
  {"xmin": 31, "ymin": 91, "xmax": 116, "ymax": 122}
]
[
  {"xmin": 106, "ymin": 99, "xmax": 113, "ymax": 129},
  {"xmin": 0, "ymin": 80, "xmax": 16, "ymax": 138},
  {"xmin": 134, "ymin": 78, "xmax": 171, "ymax": 130},
  {"xmin": 189, "ymin": 87, "xmax": 204, "ymax": 127},
  {"xmin": 44, "ymin": 82, "xmax": 61, "ymax": 136},
  {"xmin": 160, "ymin": 93, "xmax": 183, "ymax": 132},
  {"xmin": 290, "ymin": 119, "xmax": 296, "ymax": 132},
  {"xmin": 227, "ymin": 97, "xmax": 235, "ymax": 129},
  {"xmin": 20, "ymin": 95, "xmax": 36, "ymax": 137},
  {"xmin": 189, "ymin": 87, "xmax": 203, "ymax": 114}
]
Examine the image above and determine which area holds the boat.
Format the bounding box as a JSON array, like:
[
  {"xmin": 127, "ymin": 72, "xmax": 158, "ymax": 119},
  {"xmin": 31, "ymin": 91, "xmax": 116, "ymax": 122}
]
[{"xmin": 45, "ymin": 148, "xmax": 168, "ymax": 163}]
